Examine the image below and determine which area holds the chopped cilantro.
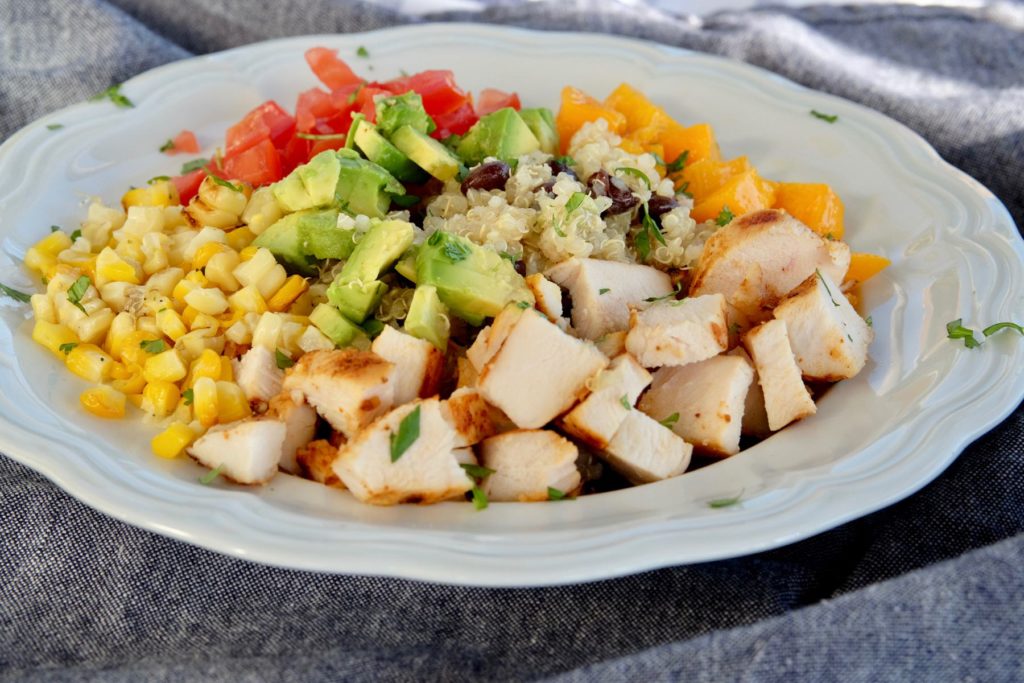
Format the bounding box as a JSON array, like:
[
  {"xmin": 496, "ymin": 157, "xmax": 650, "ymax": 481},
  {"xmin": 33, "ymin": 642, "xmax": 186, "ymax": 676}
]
[
  {"xmin": 810, "ymin": 110, "xmax": 838, "ymax": 123},
  {"xmin": 716, "ymin": 205, "xmax": 734, "ymax": 226},
  {"xmin": 389, "ymin": 406, "xmax": 421, "ymax": 462},
  {"xmin": 547, "ymin": 487, "xmax": 575, "ymax": 501},
  {"xmin": 50, "ymin": 225, "xmax": 61, "ymax": 233},
  {"xmin": 499, "ymin": 251, "xmax": 517, "ymax": 263},
  {"xmin": 599, "ymin": 288, "xmax": 610, "ymax": 295},
  {"xmin": 865, "ymin": 316, "xmax": 873, "ymax": 328},
  {"xmin": 204, "ymin": 169, "xmax": 242, "ymax": 193},
  {"xmin": 347, "ymin": 82, "xmax": 365, "ymax": 105},
  {"xmin": 471, "ymin": 485, "xmax": 489, "ymax": 510},
  {"xmin": 199, "ymin": 466, "xmax": 222, "ymax": 485},
  {"xmin": 139, "ymin": 338, "xmax": 167, "ymax": 354},
  {"xmin": 564, "ymin": 191, "xmax": 587, "ymax": 215},
  {"xmin": 46, "ymin": 123, "xmax": 64, "ymax": 131},
  {"xmin": 356, "ymin": 46, "xmax": 370, "ymax": 58},
  {"xmin": 729, "ymin": 322, "xmax": 741, "ymax": 335},
  {"xmin": 619, "ymin": 394, "xmax": 632, "ymax": 411},
  {"xmin": 180, "ymin": 158, "xmax": 209, "ymax": 174},
  {"xmin": 69, "ymin": 229, "xmax": 82, "ymax": 242},
  {"xmin": 59, "ymin": 342, "xmax": 78, "ymax": 355},
  {"xmin": 677, "ymin": 181, "xmax": 693, "ymax": 199},
  {"xmin": 665, "ymin": 150, "xmax": 689, "ymax": 175},
  {"xmin": 461, "ymin": 463, "xmax": 495, "ymax": 480},
  {"xmin": 946, "ymin": 319, "xmax": 980, "ymax": 349},
  {"xmin": 659, "ymin": 413, "xmax": 680, "ymax": 429},
  {"xmin": 983, "ymin": 321, "xmax": 1023, "ymax": 338},
  {"xmin": 159, "ymin": 138, "xmax": 175, "ymax": 153},
  {"xmin": 275, "ymin": 349, "xmax": 294, "ymax": 370},
  {"xmin": 183, "ymin": 388, "xmax": 195, "ymax": 406},
  {"xmin": 0, "ymin": 283, "xmax": 31, "ymax": 303},
  {"xmin": 442, "ymin": 240, "xmax": 472, "ymax": 263},
  {"xmin": 644, "ymin": 282, "xmax": 684, "ymax": 303},
  {"xmin": 614, "ymin": 166, "xmax": 651, "ymax": 189},
  {"xmin": 147, "ymin": 175, "xmax": 170, "ymax": 184},
  {"xmin": 554, "ymin": 155, "xmax": 576, "ymax": 167},
  {"xmin": 815, "ymin": 268, "xmax": 840, "ymax": 307},
  {"xmin": 90, "ymin": 83, "xmax": 134, "ymax": 108},
  {"xmin": 515, "ymin": 301, "xmax": 531, "ymax": 310},
  {"xmin": 66, "ymin": 275, "xmax": 91, "ymax": 314},
  {"xmin": 709, "ymin": 492, "xmax": 743, "ymax": 508}
]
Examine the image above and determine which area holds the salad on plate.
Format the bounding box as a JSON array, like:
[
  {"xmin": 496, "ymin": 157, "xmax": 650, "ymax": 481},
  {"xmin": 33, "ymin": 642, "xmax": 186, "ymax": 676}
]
[{"xmin": 6, "ymin": 46, "xmax": 891, "ymax": 508}]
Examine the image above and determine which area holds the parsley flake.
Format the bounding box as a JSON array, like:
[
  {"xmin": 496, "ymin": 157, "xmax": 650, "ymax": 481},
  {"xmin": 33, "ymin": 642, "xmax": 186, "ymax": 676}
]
[
  {"xmin": 204, "ymin": 170, "xmax": 242, "ymax": 193},
  {"xmin": 599, "ymin": 288, "xmax": 610, "ymax": 295},
  {"xmin": 716, "ymin": 205, "xmax": 734, "ymax": 226},
  {"xmin": 159, "ymin": 139, "xmax": 175, "ymax": 153},
  {"xmin": 139, "ymin": 338, "xmax": 167, "ymax": 354},
  {"xmin": 644, "ymin": 282, "xmax": 684, "ymax": 304},
  {"xmin": 59, "ymin": 342, "xmax": 79, "ymax": 355},
  {"xmin": 865, "ymin": 316, "xmax": 873, "ymax": 328},
  {"xmin": 659, "ymin": 413, "xmax": 680, "ymax": 429},
  {"xmin": 69, "ymin": 229, "xmax": 82, "ymax": 242},
  {"xmin": 199, "ymin": 466, "xmax": 222, "ymax": 485},
  {"xmin": 389, "ymin": 405, "xmax": 421, "ymax": 462},
  {"xmin": 946, "ymin": 319, "xmax": 980, "ymax": 349},
  {"xmin": 66, "ymin": 275, "xmax": 91, "ymax": 314},
  {"xmin": 816, "ymin": 268, "xmax": 840, "ymax": 307},
  {"xmin": 50, "ymin": 225, "xmax": 61, "ymax": 233},
  {"xmin": 810, "ymin": 110, "xmax": 838, "ymax": 123},
  {"xmin": 619, "ymin": 394, "xmax": 632, "ymax": 411},
  {"xmin": 983, "ymin": 321, "xmax": 1024, "ymax": 338},
  {"xmin": 180, "ymin": 158, "xmax": 209, "ymax": 174},
  {"xmin": 547, "ymin": 487, "xmax": 575, "ymax": 501},
  {"xmin": 442, "ymin": 239, "xmax": 472, "ymax": 263},
  {"xmin": 709, "ymin": 491, "xmax": 743, "ymax": 508},
  {"xmin": 46, "ymin": 123, "xmax": 64, "ymax": 131},
  {"xmin": 183, "ymin": 388, "xmax": 195, "ymax": 406},
  {"xmin": 515, "ymin": 301, "xmax": 531, "ymax": 310},
  {"xmin": 471, "ymin": 485, "xmax": 489, "ymax": 510},
  {"xmin": 0, "ymin": 283, "xmax": 31, "ymax": 303},
  {"xmin": 356, "ymin": 46, "xmax": 370, "ymax": 58},
  {"xmin": 275, "ymin": 349, "xmax": 294, "ymax": 370},
  {"xmin": 461, "ymin": 463, "xmax": 495, "ymax": 481},
  {"xmin": 666, "ymin": 150, "xmax": 689, "ymax": 175},
  {"xmin": 554, "ymin": 155, "xmax": 576, "ymax": 167},
  {"xmin": 564, "ymin": 191, "xmax": 587, "ymax": 215},
  {"xmin": 91, "ymin": 84, "xmax": 134, "ymax": 108}
]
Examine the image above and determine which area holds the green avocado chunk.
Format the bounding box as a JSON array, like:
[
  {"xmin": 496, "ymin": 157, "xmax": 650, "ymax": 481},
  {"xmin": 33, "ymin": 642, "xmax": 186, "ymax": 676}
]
[
  {"xmin": 456, "ymin": 108, "xmax": 541, "ymax": 165},
  {"xmin": 519, "ymin": 108, "xmax": 559, "ymax": 155},
  {"xmin": 271, "ymin": 150, "xmax": 342, "ymax": 213},
  {"xmin": 326, "ymin": 219, "xmax": 416, "ymax": 323},
  {"xmin": 335, "ymin": 153, "xmax": 406, "ymax": 218},
  {"xmin": 404, "ymin": 284, "xmax": 450, "ymax": 351},
  {"xmin": 390, "ymin": 125, "xmax": 461, "ymax": 182},
  {"xmin": 353, "ymin": 119, "xmax": 428, "ymax": 183},
  {"xmin": 415, "ymin": 231, "xmax": 534, "ymax": 326},
  {"xmin": 251, "ymin": 212, "xmax": 315, "ymax": 274},
  {"xmin": 309, "ymin": 303, "xmax": 364, "ymax": 347},
  {"xmin": 376, "ymin": 92, "xmax": 436, "ymax": 138},
  {"xmin": 253, "ymin": 209, "xmax": 351, "ymax": 274}
]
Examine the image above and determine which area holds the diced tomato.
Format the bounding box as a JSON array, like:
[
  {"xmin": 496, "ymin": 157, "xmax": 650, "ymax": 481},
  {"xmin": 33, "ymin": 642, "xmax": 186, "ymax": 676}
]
[
  {"xmin": 164, "ymin": 129, "xmax": 200, "ymax": 155},
  {"xmin": 476, "ymin": 89, "xmax": 520, "ymax": 117},
  {"xmin": 225, "ymin": 101, "xmax": 295, "ymax": 158},
  {"xmin": 382, "ymin": 70, "xmax": 470, "ymax": 116},
  {"xmin": 354, "ymin": 86, "xmax": 390, "ymax": 123},
  {"xmin": 305, "ymin": 47, "xmax": 363, "ymax": 91},
  {"xmin": 308, "ymin": 136, "xmax": 349, "ymax": 158},
  {"xmin": 220, "ymin": 139, "xmax": 283, "ymax": 187},
  {"xmin": 171, "ymin": 169, "xmax": 205, "ymax": 205},
  {"xmin": 279, "ymin": 135, "xmax": 311, "ymax": 174},
  {"xmin": 295, "ymin": 88, "xmax": 335, "ymax": 133},
  {"xmin": 433, "ymin": 101, "xmax": 478, "ymax": 138}
]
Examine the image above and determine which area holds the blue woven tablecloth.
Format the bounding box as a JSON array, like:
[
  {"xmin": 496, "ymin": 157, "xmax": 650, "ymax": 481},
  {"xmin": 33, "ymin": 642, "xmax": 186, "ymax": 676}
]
[{"xmin": 1, "ymin": 1, "xmax": 1022, "ymax": 681}]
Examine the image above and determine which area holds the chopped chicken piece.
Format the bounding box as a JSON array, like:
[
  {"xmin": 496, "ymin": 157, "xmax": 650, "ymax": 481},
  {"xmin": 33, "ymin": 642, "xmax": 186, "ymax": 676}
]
[
  {"xmin": 371, "ymin": 325, "xmax": 444, "ymax": 404},
  {"xmin": 456, "ymin": 356, "xmax": 479, "ymax": 389},
  {"xmin": 332, "ymin": 399, "xmax": 471, "ymax": 505},
  {"xmin": 479, "ymin": 430, "xmax": 581, "ymax": 502},
  {"xmin": 295, "ymin": 439, "xmax": 343, "ymax": 488},
  {"xmin": 742, "ymin": 319, "xmax": 817, "ymax": 431},
  {"xmin": 282, "ymin": 349, "xmax": 394, "ymax": 439},
  {"xmin": 638, "ymin": 355, "xmax": 753, "ymax": 457},
  {"xmin": 452, "ymin": 447, "xmax": 476, "ymax": 465},
  {"xmin": 525, "ymin": 273, "xmax": 569, "ymax": 329},
  {"xmin": 727, "ymin": 347, "xmax": 771, "ymax": 437},
  {"xmin": 561, "ymin": 354, "xmax": 652, "ymax": 450},
  {"xmin": 545, "ymin": 258, "xmax": 673, "ymax": 339},
  {"xmin": 594, "ymin": 330, "xmax": 627, "ymax": 358},
  {"xmin": 625, "ymin": 294, "xmax": 728, "ymax": 368},
  {"xmin": 772, "ymin": 271, "xmax": 872, "ymax": 381},
  {"xmin": 441, "ymin": 387, "xmax": 497, "ymax": 447},
  {"xmin": 690, "ymin": 209, "xmax": 838, "ymax": 324},
  {"xmin": 188, "ymin": 418, "xmax": 286, "ymax": 484},
  {"xmin": 477, "ymin": 304, "xmax": 609, "ymax": 428},
  {"xmin": 826, "ymin": 240, "xmax": 851, "ymax": 282},
  {"xmin": 602, "ymin": 411, "xmax": 692, "ymax": 484},
  {"xmin": 235, "ymin": 346, "xmax": 283, "ymax": 403},
  {"xmin": 267, "ymin": 391, "xmax": 318, "ymax": 474},
  {"xmin": 466, "ymin": 304, "xmax": 524, "ymax": 372}
]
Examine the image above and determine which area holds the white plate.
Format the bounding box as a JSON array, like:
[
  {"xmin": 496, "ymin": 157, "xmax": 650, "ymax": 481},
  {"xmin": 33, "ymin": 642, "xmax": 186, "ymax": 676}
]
[{"xmin": 1, "ymin": 24, "xmax": 1021, "ymax": 587}]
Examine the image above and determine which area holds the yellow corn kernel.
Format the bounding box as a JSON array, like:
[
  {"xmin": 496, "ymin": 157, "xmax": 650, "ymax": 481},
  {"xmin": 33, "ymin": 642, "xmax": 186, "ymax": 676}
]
[
  {"xmin": 267, "ymin": 275, "xmax": 308, "ymax": 313},
  {"xmin": 80, "ymin": 385, "xmax": 126, "ymax": 419},
  {"xmin": 181, "ymin": 306, "xmax": 199, "ymax": 328},
  {"xmin": 156, "ymin": 308, "xmax": 188, "ymax": 341},
  {"xmin": 122, "ymin": 180, "xmax": 179, "ymax": 209},
  {"xmin": 204, "ymin": 251, "xmax": 241, "ymax": 293},
  {"xmin": 143, "ymin": 347, "xmax": 187, "ymax": 383},
  {"xmin": 151, "ymin": 421, "xmax": 195, "ymax": 459},
  {"xmin": 227, "ymin": 286, "xmax": 267, "ymax": 315},
  {"xmin": 109, "ymin": 363, "xmax": 146, "ymax": 395},
  {"xmin": 172, "ymin": 398, "xmax": 193, "ymax": 424},
  {"xmin": 95, "ymin": 247, "xmax": 141, "ymax": 286},
  {"xmin": 24, "ymin": 248, "xmax": 58, "ymax": 277},
  {"xmin": 224, "ymin": 319, "xmax": 252, "ymax": 346},
  {"xmin": 146, "ymin": 267, "xmax": 184, "ymax": 297},
  {"xmin": 216, "ymin": 381, "xmax": 250, "ymax": 423},
  {"xmin": 127, "ymin": 394, "xmax": 144, "ymax": 409},
  {"xmin": 142, "ymin": 380, "xmax": 181, "ymax": 418},
  {"xmin": 136, "ymin": 315, "xmax": 160, "ymax": 338},
  {"xmin": 241, "ymin": 186, "xmax": 284, "ymax": 236},
  {"xmin": 184, "ymin": 269, "xmax": 209, "ymax": 286},
  {"xmin": 32, "ymin": 231, "xmax": 73, "ymax": 258},
  {"xmin": 144, "ymin": 291, "xmax": 174, "ymax": 316},
  {"xmin": 287, "ymin": 289, "xmax": 315, "ymax": 316},
  {"xmin": 190, "ymin": 313, "xmax": 220, "ymax": 332},
  {"xmin": 184, "ymin": 287, "xmax": 229, "ymax": 316},
  {"xmin": 219, "ymin": 356, "xmax": 235, "ymax": 381},
  {"xmin": 32, "ymin": 320, "xmax": 79, "ymax": 358},
  {"xmin": 141, "ymin": 232, "xmax": 170, "ymax": 275},
  {"xmin": 251, "ymin": 312, "xmax": 283, "ymax": 350},
  {"xmin": 232, "ymin": 248, "xmax": 286, "ymax": 298},
  {"xmin": 186, "ymin": 348, "xmax": 223, "ymax": 386},
  {"xmin": 104, "ymin": 312, "xmax": 136, "ymax": 359},
  {"xmin": 115, "ymin": 238, "xmax": 146, "ymax": 267},
  {"xmin": 65, "ymin": 343, "xmax": 114, "ymax": 383},
  {"xmin": 192, "ymin": 376, "xmax": 219, "ymax": 427},
  {"xmin": 225, "ymin": 227, "xmax": 256, "ymax": 252},
  {"xmin": 192, "ymin": 242, "xmax": 228, "ymax": 270},
  {"xmin": 238, "ymin": 245, "xmax": 259, "ymax": 261},
  {"xmin": 30, "ymin": 294, "xmax": 56, "ymax": 324},
  {"xmin": 172, "ymin": 278, "xmax": 198, "ymax": 307},
  {"xmin": 119, "ymin": 330, "xmax": 161, "ymax": 366},
  {"xmin": 176, "ymin": 329, "xmax": 225, "ymax": 362},
  {"xmin": 71, "ymin": 307, "xmax": 115, "ymax": 346}
]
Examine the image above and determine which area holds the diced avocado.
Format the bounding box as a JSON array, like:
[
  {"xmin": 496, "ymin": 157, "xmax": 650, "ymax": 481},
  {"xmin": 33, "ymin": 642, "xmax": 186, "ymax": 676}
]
[
  {"xmin": 353, "ymin": 119, "xmax": 427, "ymax": 183},
  {"xmin": 362, "ymin": 319, "xmax": 386, "ymax": 339},
  {"xmin": 391, "ymin": 125, "xmax": 461, "ymax": 182},
  {"xmin": 335, "ymin": 154, "xmax": 406, "ymax": 218},
  {"xmin": 404, "ymin": 284, "xmax": 450, "ymax": 350},
  {"xmin": 271, "ymin": 150, "xmax": 343, "ymax": 212},
  {"xmin": 309, "ymin": 303, "xmax": 364, "ymax": 347},
  {"xmin": 456, "ymin": 108, "xmax": 540, "ymax": 165},
  {"xmin": 376, "ymin": 92, "xmax": 436, "ymax": 138},
  {"xmin": 394, "ymin": 246, "xmax": 419, "ymax": 283},
  {"xmin": 415, "ymin": 231, "xmax": 534, "ymax": 326},
  {"xmin": 344, "ymin": 113, "xmax": 365, "ymax": 150},
  {"xmin": 519, "ymin": 108, "xmax": 559, "ymax": 155},
  {"xmin": 325, "ymin": 219, "xmax": 416, "ymax": 322},
  {"xmin": 251, "ymin": 212, "xmax": 315, "ymax": 274}
]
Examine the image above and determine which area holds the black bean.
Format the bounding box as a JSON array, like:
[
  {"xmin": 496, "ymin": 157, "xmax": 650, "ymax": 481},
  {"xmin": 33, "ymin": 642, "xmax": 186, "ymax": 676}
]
[
  {"xmin": 647, "ymin": 194, "xmax": 680, "ymax": 222},
  {"xmin": 586, "ymin": 169, "xmax": 639, "ymax": 216},
  {"xmin": 461, "ymin": 161, "xmax": 510, "ymax": 194},
  {"xmin": 547, "ymin": 159, "xmax": 578, "ymax": 181}
]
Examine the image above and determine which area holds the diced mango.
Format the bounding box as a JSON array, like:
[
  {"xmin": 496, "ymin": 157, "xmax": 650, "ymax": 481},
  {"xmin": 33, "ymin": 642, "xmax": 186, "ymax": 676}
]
[
  {"xmin": 604, "ymin": 83, "xmax": 665, "ymax": 132},
  {"xmin": 678, "ymin": 156, "xmax": 752, "ymax": 203},
  {"xmin": 556, "ymin": 86, "xmax": 627, "ymax": 153},
  {"xmin": 661, "ymin": 122, "xmax": 721, "ymax": 166},
  {"xmin": 773, "ymin": 182, "xmax": 846, "ymax": 240},
  {"xmin": 691, "ymin": 169, "xmax": 776, "ymax": 224},
  {"xmin": 845, "ymin": 253, "xmax": 891, "ymax": 286}
]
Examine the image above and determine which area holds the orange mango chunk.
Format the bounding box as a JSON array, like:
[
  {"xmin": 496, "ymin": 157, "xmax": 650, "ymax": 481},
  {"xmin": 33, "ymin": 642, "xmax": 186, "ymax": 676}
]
[
  {"xmin": 604, "ymin": 83, "xmax": 666, "ymax": 132},
  {"xmin": 679, "ymin": 156, "xmax": 752, "ymax": 203},
  {"xmin": 661, "ymin": 122, "xmax": 721, "ymax": 166},
  {"xmin": 773, "ymin": 182, "xmax": 846, "ymax": 240},
  {"xmin": 844, "ymin": 253, "xmax": 891, "ymax": 285},
  {"xmin": 691, "ymin": 169, "xmax": 776, "ymax": 224},
  {"xmin": 556, "ymin": 86, "xmax": 627, "ymax": 153}
]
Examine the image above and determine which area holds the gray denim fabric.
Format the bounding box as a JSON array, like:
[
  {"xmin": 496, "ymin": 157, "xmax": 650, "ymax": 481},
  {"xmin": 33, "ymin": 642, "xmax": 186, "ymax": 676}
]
[{"xmin": 1, "ymin": 1, "xmax": 1023, "ymax": 681}]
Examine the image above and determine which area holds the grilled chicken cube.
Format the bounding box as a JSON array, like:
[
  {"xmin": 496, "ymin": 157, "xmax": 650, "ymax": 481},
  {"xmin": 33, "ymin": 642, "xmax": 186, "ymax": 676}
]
[
  {"xmin": 827, "ymin": 240, "xmax": 851, "ymax": 282},
  {"xmin": 371, "ymin": 325, "xmax": 444, "ymax": 404},
  {"xmin": 525, "ymin": 273, "xmax": 569, "ymax": 330},
  {"xmin": 638, "ymin": 354, "xmax": 753, "ymax": 457},
  {"xmin": 690, "ymin": 209, "xmax": 840, "ymax": 324},
  {"xmin": 595, "ymin": 330, "xmax": 627, "ymax": 358},
  {"xmin": 477, "ymin": 304, "xmax": 609, "ymax": 428},
  {"xmin": 466, "ymin": 304, "xmax": 524, "ymax": 372},
  {"xmin": 545, "ymin": 258, "xmax": 673, "ymax": 340},
  {"xmin": 456, "ymin": 356, "xmax": 479, "ymax": 389},
  {"xmin": 772, "ymin": 270, "xmax": 872, "ymax": 381},
  {"xmin": 441, "ymin": 387, "xmax": 497, "ymax": 447},
  {"xmin": 295, "ymin": 439, "xmax": 344, "ymax": 488},
  {"xmin": 332, "ymin": 398, "xmax": 471, "ymax": 505},
  {"xmin": 235, "ymin": 346, "xmax": 284, "ymax": 403},
  {"xmin": 479, "ymin": 430, "xmax": 581, "ymax": 502},
  {"xmin": 188, "ymin": 418, "xmax": 286, "ymax": 484},
  {"xmin": 625, "ymin": 294, "xmax": 728, "ymax": 368},
  {"xmin": 727, "ymin": 347, "xmax": 771, "ymax": 437},
  {"xmin": 282, "ymin": 349, "xmax": 394, "ymax": 439},
  {"xmin": 742, "ymin": 319, "xmax": 816, "ymax": 431},
  {"xmin": 602, "ymin": 411, "xmax": 693, "ymax": 484},
  {"xmin": 267, "ymin": 391, "xmax": 318, "ymax": 474},
  {"xmin": 561, "ymin": 354, "xmax": 652, "ymax": 449}
]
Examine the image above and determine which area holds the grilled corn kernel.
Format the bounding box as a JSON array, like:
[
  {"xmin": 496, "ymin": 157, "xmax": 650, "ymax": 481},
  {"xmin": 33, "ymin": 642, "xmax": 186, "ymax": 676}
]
[
  {"xmin": 192, "ymin": 376, "xmax": 219, "ymax": 427},
  {"xmin": 187, "ymin": 348, "xmax": 223, "ymax": 387},
  {"xmin": 114, "ymin": 238, "xmax": 146, "ymax": 266},
  {"xmin": 109, "ymin": 363, "xmax": 146, "ymax": 395},
  {"xmin": 32, "ymin": 231, "xmax": 74, "ymax": 258},
  {"xmin": 151, "ymin": 421, "xmax": 195, "ymax": 459},
  {"xmin": 176, "ymin": 329, "xmax": 225, "ymax": 362},
  {"xmin": 192, "ymin": 242, "xmax": 228, "ymax": 270},
  {"xmin": 225, "ymin": 227, "xmax": 256, "ymax": 252},
  {"xmin": 122, "ymin": 180, "xmax": 180, "ymax": 209},
  {"xmin": 184, "ymin": 269, "xmax": 209, "ymax": 287},
  {"xmin": 224, "ymin": 320, "xmax": 252, "ymax": 345},
  {"xmin": 105, "ymin": 312, "xmax": 136, "ymax": 359},
  {"xmin": 204, "ymin": 251, "xmax": 241, "ymax": 293},
  {"xmin": 80, "ymin": 385, "xmax": 126, "ymax": 419},
  {"xmin": 136, "ymin": 315, "xmax": 160, "ymax": 338},
  {"xmin": 267, "ymin": 275, "xmax": 308, "ymax": 313},
  {"xmin": 216, "ymin": 381, "xmax": 250, "ymax": 423},
  {"xmin": 65, "ymin": 343, "xmax": 114, "ymax": 382},
  {"xmin": 228, "ymin": 286, "xmax": 267, "ymax": 315},
  {"xmin": 144, "ymin": 291, "xmax": 173, "ymax": 316},
  {"xmin": 32, "ymin": 320, "xmax": 79, "ymax": 358},
  {"xmin": 287, "ymin": 289, "xmax": 315, "ymax": 316},
  {"xmin": 141, "ymin": 232, "xmax": 171, "ymax": 275},
  {"xmin": 181, "ymin": 305, "xmax": 199, "ymax": 327},
  {"xmin": 119, "ymin": 205, "xmax": 166, "ymax": 239},
  {"xmin": 146, "ymin": 267, "xmax": 184, "ymax": 297},
  {"xmin": 142, "ymin": 381, "xmax": 181, "ymax": 418},
  {"xmin": 120, "ymin": 331, "xmax": 161, "ymax": 366},
  {"xmin": 219, "ymin": 356, "xmax": 234, "ymax": 382},
  {"xmin": 183, "ymin": 227, "xmax": 228, "ymax": 262},
  {"xmin": 172, "ymin": 397, "xmax": 193, "ymax": 424},
  {"xmin": 238, "ymin": 245, "xmax": 259, "ymax": 261},
  {"xmin": 191, "ymin": 313, "xmax": 220, "ymax": 332},
  {"xmin": 156, "ymin": 308, "xmax": 188, "ymax": 341},
  {"xmin": 95, "ymin": 246, "xmax": 141, "ymax": 286},
  {"xmin": 24, "ymin": 248, "xmax": 57, "ymax": 277},
  {"xmin": 233, "ymin": 248, "xmax": 286, "ymax": 298},
  {"xmin": 251, "ymin": 312, "xmax": 283, "ymax": 350},
  {"xmin": 71, "ymin": 307, "xmax": 115, "ymax": 346},
  {"xmin": 143, "ymin": 348, "xmax": 187, "ymax": 383},
  {"xmin": 30, "ymin": 294, "xmax": 56, "ymax": 324},
  {"xmin": 185, "ymin": 287, "xmax": 229, "ymax": 316},
  {"xmin": 240, "ymin": 186, "xmax": 283, "ymax": 236}
]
